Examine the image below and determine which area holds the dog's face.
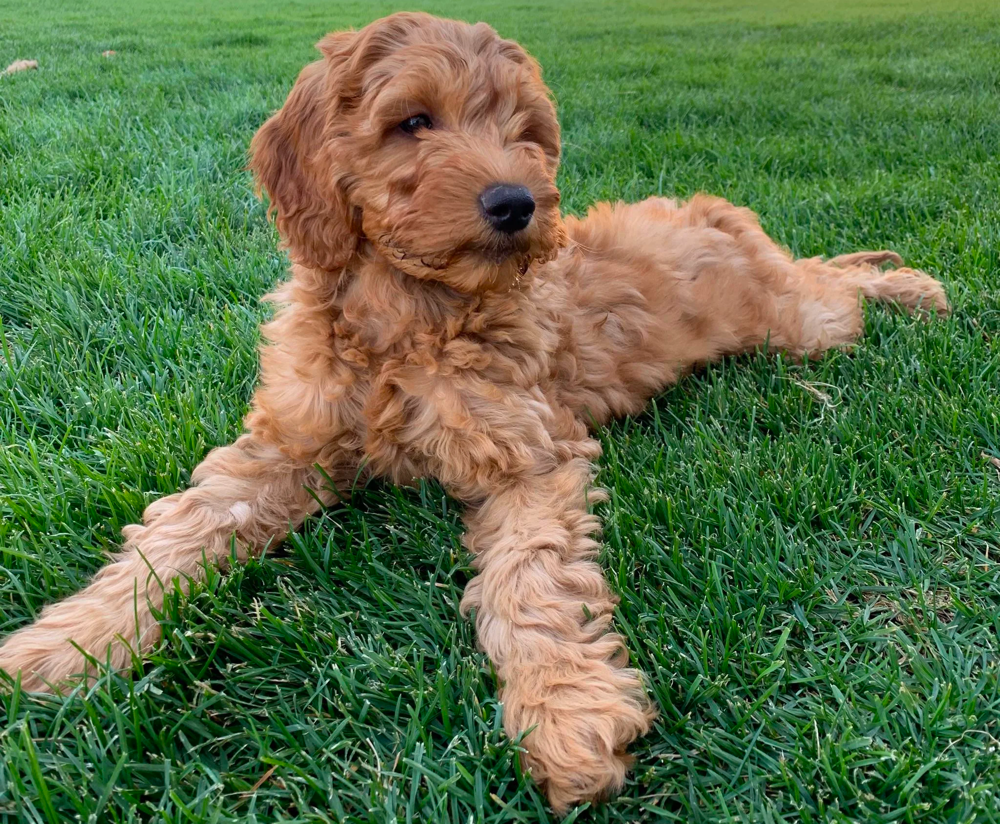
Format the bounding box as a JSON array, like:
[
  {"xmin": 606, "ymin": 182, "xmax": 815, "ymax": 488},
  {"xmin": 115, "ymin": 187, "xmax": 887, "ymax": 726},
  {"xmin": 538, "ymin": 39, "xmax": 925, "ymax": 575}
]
[{"xmin": 251, "ymin": 13, "xmax": 565, "ymax": 292}]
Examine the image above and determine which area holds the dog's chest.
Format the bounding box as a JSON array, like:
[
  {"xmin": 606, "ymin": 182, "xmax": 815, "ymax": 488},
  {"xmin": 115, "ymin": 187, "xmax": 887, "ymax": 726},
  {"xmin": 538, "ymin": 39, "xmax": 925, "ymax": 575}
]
[
  {"xmin": 356, "ymin": 286, "xmax": 568, "ymax": 486},
  {"xmin": 457, "ymin": 287, "xmax": 564, "ymax": 387}
]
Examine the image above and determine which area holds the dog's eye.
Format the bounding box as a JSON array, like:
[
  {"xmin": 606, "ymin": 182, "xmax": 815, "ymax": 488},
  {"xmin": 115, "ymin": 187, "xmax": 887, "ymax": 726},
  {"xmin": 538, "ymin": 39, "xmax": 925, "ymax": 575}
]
[{"xmin": 399, "ymin": 114, "xmax": 433, "ymax": 134}]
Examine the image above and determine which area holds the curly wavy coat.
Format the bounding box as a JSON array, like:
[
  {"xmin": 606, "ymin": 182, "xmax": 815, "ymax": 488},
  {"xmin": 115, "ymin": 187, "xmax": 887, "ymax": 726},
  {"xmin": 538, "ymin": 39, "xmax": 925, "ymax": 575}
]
[{"xmin": 0, "ymin": 12, "xmax": 948, "ymax": 812}]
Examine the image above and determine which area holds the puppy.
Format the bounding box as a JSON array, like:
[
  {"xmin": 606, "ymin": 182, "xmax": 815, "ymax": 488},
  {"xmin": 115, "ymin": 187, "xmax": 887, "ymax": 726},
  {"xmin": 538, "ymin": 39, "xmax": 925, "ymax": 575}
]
[{"xmin": 0, "ymin": 12, "xmax": 948, "ymax": 811}]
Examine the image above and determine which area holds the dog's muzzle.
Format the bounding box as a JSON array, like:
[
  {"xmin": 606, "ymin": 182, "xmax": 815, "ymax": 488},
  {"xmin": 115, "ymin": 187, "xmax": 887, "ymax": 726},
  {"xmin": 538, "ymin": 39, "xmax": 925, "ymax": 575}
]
[{"xmin": 479, "ymin": 184, "xmax": 535, "ymax": 234}]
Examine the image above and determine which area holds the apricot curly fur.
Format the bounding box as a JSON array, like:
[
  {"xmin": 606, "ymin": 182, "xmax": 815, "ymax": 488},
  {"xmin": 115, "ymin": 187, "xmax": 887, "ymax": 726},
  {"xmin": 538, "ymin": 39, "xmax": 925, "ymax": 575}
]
[{"xmin": 0, "ymin": 12, "xmax": 948, "ymax": 813}]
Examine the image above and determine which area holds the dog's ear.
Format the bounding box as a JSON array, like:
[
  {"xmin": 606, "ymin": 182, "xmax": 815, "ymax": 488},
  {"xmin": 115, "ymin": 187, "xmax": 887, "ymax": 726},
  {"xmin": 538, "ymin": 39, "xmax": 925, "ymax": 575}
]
[
  {"xmin": 319, "ymin": 13, "xmax": 427, "ymax": 90},
  {"xmin": 250, "ymin": 33, "xmax": 359, "ymax": 272},
  {"xmin": 494, "ymin": 34, "xmax": 562, "ymax": 177}
]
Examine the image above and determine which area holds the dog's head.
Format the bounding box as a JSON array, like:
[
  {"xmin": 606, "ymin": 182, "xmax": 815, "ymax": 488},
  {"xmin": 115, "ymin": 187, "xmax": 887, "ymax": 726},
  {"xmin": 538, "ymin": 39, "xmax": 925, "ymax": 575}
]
[{"xmin": 250, "ymin": 13, "xmax": 565, "ymax": 293}]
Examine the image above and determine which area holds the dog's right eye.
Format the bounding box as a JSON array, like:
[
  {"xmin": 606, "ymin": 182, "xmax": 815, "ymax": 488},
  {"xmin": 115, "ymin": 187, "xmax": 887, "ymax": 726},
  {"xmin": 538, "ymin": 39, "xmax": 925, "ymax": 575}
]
[{"xmin": 399, "ymin": 114, "xmax": 433, "ymax": 134}]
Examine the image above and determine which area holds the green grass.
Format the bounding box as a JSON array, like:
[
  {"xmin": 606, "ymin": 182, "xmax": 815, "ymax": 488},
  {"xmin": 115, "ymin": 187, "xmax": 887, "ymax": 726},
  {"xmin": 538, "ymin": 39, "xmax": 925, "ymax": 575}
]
[{"xmin": 1, "ymin": 0, "xmax": 999, "ymax": 820}]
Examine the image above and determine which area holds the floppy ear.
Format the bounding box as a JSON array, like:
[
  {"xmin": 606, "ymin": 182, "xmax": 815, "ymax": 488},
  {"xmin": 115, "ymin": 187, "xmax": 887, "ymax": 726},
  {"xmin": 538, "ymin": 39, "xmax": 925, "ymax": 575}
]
[{"xmin": 250, "ymin": 33, "xmax": 358, "ymax": 272}]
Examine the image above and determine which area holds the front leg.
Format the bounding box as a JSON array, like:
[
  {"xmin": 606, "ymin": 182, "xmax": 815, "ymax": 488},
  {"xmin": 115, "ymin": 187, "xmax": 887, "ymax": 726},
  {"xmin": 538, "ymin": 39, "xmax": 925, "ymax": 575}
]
[
  {"xmin": 0, "ymin": 435, "xmax": 340, "ymax": 691},
  {"xmin": 461, "ymin": 459, "xmax": 654, "ymax": 811},
  {"xmin": 0, "ymin": 289, "xmax": 363, "ymax": 692},
  {"xmin": 367, "ymin": 368, "xmax": 655, "ymax": 811}
]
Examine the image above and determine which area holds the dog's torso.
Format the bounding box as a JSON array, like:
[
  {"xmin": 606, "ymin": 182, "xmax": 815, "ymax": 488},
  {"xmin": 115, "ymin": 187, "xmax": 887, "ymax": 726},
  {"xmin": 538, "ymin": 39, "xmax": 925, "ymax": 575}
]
[{"xmin": 246, "ymin": 194, "xmax": 807, "ymax": 495}]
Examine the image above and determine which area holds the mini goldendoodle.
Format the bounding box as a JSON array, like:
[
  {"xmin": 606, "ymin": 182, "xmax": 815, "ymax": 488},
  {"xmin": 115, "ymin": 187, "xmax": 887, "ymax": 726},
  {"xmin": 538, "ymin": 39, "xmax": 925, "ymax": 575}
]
[{"xmin": 0, "ymin": 12, "xmax": 948, "ymax": 811}]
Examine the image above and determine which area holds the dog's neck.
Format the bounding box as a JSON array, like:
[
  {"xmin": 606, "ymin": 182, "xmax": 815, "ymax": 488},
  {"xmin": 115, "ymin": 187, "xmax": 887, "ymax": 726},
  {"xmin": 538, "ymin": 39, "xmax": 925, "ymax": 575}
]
[{"xmin": 290, "ymin": 247, "xmax": 539, "ymax": 358}]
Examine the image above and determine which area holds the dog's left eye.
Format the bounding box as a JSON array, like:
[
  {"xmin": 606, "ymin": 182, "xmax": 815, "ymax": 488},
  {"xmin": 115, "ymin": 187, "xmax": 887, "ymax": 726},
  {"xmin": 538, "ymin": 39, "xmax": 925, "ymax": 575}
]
[{"xmin": 399, "ymin": 114, "xmax": 433, "ymax": 134}]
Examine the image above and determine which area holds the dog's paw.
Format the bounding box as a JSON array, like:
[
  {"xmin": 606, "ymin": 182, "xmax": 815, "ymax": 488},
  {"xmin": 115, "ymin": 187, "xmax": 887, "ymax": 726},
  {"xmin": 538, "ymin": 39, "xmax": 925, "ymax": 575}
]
[
  {"xmin": 877, "ymin": 267, "xmax": 951, "ymax": 317},
  {"xmin": 0, "ymin": 598, "xmax": 137, "ymax": 693},
  {"xmin": 0, "ymin": 627, "xmax": 91, "ymax": 693},
  {"xmin": 502, "ymin": 653, "xmax": 655, "ymax": 813}
]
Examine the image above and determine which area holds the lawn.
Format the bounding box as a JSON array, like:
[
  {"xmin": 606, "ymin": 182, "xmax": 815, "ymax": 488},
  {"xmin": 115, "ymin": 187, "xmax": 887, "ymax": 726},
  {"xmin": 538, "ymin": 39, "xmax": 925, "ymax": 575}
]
[{"xmin": 1, "ymin": 0, "xmax": 999, "ymax": 821}]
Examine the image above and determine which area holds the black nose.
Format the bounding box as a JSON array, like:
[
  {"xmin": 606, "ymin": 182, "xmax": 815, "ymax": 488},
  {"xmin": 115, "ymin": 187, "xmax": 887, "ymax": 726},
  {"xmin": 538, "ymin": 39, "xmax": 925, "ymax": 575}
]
[{"xmin": 479, "ymin": 184, "xmax": 535, "ymax": 234}]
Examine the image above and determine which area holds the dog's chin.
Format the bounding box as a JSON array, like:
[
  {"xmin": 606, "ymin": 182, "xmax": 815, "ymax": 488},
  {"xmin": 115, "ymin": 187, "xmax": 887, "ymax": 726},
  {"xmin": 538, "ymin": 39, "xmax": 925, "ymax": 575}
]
[
  {"xmin": 473, "ymin": 227, "xmax": 565, "ymax": 285},
  {"xmin": 476, "ymin": 233, "xmax": 532, "ymax": 266},
  {"xmin": 375, "ymin": 231, "xmax": 557, "ymax": 294},
  {"xmin": 399, "ymin": 250, "xmax": 532, "ymax": 294},
  {"xmin": 463, "ymin": 233, "xmax": 558, "ymax": 293}
]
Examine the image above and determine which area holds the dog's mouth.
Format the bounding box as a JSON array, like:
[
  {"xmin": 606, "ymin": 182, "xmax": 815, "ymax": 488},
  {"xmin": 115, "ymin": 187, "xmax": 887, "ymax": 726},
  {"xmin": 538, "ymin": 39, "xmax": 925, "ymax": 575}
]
[
  {"xmin": 375, "ymin": 231, "xmax": 533, "ymax": 272},
  {"xmin": 376, "ymin": 234, "xmax": 450, "ymax": 272},
  {"xmin": 474, "ymin": 232, "xmax": 532, "ymax": 265}
]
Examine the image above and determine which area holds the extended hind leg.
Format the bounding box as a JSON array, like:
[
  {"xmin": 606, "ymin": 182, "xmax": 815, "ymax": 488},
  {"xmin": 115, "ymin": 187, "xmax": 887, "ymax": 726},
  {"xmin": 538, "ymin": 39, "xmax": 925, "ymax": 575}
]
[
  {"xmin": 823, "ymin": 252, "xmax": 949, "ymax": 316},
  {"xmin": 785, "ymin": 252, "xmax": 949, "ymax": 359},
  {"xmin": 684, "ymin": 195, "xmax": 948, "ymax": 319},
  {"xmin": 558, "ymin": 195, "xmax": 948, "ymax": 421},
  {"xmin": 675, "ymin": 197, "xmax": 876, "ymax": 357},
  {"xmin": 775, "ymin": 273, "xmax": 866, "ymax": 358},
  {"xmin": 800, "ymin": 251, "xmax": 948, "ymax": 315}
]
